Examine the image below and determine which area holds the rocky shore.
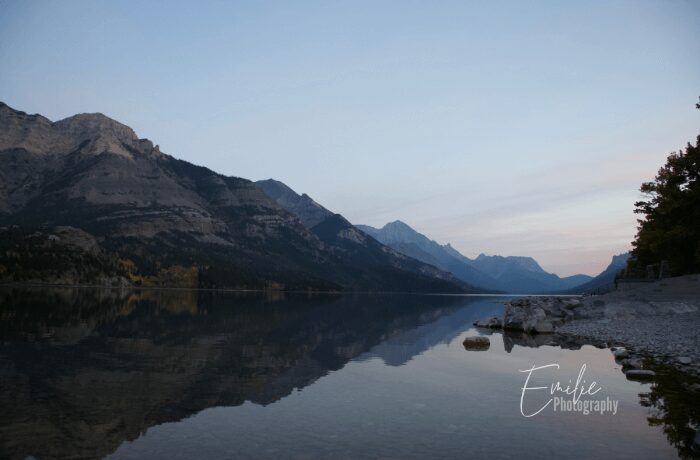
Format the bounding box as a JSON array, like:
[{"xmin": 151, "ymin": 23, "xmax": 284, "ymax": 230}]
[{"xmin": 472, "ymin": 274, "xmax": 700, "ymax": 378}]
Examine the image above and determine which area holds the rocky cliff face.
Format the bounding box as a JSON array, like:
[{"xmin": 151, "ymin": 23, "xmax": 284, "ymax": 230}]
[{"xmin": 0, "ymin": 102, "xmax": 464, "ymax": 292}]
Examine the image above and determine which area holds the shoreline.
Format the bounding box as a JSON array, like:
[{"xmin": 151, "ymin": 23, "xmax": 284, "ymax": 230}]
[
  {"xmin": 474, "ymin": 274, "xmax": 700, "ymax": 378},
  {"xmin": 0, "ymin": 282, "xmax": 578, "ymax": 297}
]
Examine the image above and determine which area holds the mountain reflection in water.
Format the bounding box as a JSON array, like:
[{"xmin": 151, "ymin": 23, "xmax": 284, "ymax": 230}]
[{"xmin": 0, "ymin": 288, "xmax": 698, "ymax": 459}]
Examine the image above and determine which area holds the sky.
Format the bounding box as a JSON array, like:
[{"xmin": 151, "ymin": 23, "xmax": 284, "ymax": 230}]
[{"xmin": 1, "ymin": 0, "xmax": 699, "ymax": 276}]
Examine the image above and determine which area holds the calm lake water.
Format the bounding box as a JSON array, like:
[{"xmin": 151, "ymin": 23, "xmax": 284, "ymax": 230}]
[{"xmin": 0, "ymin": 288, "xmax": 698, "ymax": 459}]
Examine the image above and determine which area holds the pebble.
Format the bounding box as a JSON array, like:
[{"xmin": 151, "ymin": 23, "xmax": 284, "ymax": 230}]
[{"xmin": 625, "ymin": 369, "xmax": 656, "ymax": 379}]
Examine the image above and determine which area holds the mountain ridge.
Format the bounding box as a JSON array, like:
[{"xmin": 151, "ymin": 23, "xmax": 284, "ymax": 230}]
[
  {"xmin": 358, "ymin": 221, "xmax": 593, "ymax": 293},
  {"xmin": 253, "ymin": 181, "xmax": 483, "ymax": 292},
  {"xmin": 0, "ymin": 101, "xmax": 466, "ymax": 293},
  {"xmin": 558, "ymin": 253, "xmax": 630, "ymax": 294}
]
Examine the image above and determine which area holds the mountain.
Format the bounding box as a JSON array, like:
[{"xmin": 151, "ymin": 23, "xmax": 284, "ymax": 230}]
[
  {"xmin": 468, "ymin": 253, "xmax": 592, "ymax": 293},
  {"xmin": 0, "ymin": 101, "xmax": 466, "ymax": 293},
  {"xmin": 560, "ymin": 253, "xmax": 630, "ymax": 294},
  {"xmin": 358, "ymin": 221, "xmax": 593, "ymax": 293},
  {"xmin": 255, "ymin": 179, "xmax": 333, "ymax": 228},
  {"xmin": 254, "ymin": 182, "xmax": 482, "ymax": 292},
  {"xmin": 357, "ymin": 221, "xmax": 501, "ymax": 290}
]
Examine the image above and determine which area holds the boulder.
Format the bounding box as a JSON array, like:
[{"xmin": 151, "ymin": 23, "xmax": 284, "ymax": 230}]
[
  {"xmin": 531, "ymin": 320, "xmax": 554, "ymax": 333},
  {"xmin": 613, "ymin": 348, "xmax": 629, "ymax": 359},
  {"xmin": 563, "ymin": 298, "xmax": 582, "ymax": 309},
  {"xmin": 502, "ymin": 297, "xmax": 581, "ymax": 333},
  {"xmin": 473, "ymin": 316, "xmax": 503, "ymax": 329},
  {"xmin": 678, "ymin": 356, "xmax": 692, "ymax": 365},
  {"xmin": 620, "ymin": 358, "xmax": 643, "ymax": 369},
  {"xmin": 462, "ymin": 336, "xmax": 490, "ymax": 351}
]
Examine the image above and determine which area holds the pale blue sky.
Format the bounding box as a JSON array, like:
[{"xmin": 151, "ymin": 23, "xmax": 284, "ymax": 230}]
[{"xmin": 1, "ymin": 0, "xmax": 699, "ymax": 275}]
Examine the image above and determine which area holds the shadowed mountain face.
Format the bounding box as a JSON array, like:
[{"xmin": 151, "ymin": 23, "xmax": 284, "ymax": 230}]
[
  {"xmin": 559, "ymin": 253, "xmax": 630, "ymax": 294},
  {"xmin": 255, "ymin": 179, "xmax": 333, "ymax": 228},
  {"xmin": 0, "ymin": 288, "xmax": 474, "ymax": 460},
  {"xmin": 0, "ymin": 102, "xmax": 464, "ymax": 292},
  {"xmin": 468, "ymin": 253, "xmax": 592, "ymax": 293},
  {"xmin": 357, "ymin": 221, "xmax": 500, "ymax": 290},
  {"xmin": 358, "ymin": 221, "xmax": 593, "ymax": 293},
  {"xmin": 255, "ymin": 180, "xmax": 481, "ymax": 292}
]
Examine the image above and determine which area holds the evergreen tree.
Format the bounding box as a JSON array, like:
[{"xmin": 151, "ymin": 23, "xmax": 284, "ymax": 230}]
[{"xmin": 629, "ymin": 99, "xmax": 700, "ymax": 276}]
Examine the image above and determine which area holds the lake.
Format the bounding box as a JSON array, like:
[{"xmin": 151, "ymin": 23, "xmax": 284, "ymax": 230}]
[{"xmin": 0, "ymin": 288, "xmax": 698, "ymax": 459}]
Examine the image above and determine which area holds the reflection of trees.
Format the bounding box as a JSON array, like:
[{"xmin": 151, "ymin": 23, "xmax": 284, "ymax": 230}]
[
  {"xmin": 639, "ymin": 366, "xmax": 700, "ymax": 459},
  {"xmin": 484, "ymin": 330, "xmax": 700, "ymax": 459},
  {"xmin": 0, "ymin": 288, "xmax": 472, "ymax": 460},
  {"xmin": 0, "ymin": 287, "xmax": 201, "ymax": 343}
]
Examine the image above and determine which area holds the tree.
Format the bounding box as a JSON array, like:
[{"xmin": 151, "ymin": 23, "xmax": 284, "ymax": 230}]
[{"xmin": 629, "ymin": 99, "xmax": 700, "ymax": 276}]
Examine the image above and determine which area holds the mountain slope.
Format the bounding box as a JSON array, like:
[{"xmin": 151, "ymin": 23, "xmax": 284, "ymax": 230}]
[
  {"xmin": 468, "ymin": 254, "xmax": 592, "ymax": 293},
  {"xmin": 256, "ymin": 179, "xmax": 333, "ymax": 228},
  {"xmin": 358, "ymin": 221, "xmax": 593, "ymax": 293},
  {"xmin": 357, "ymin": 221, "xmax": 501, "ymax": 290},
  {"xmin": 0, "ymin": 102, "xmax": 464, "ymax": 292},
  {"xmin": 561, "ymin": 253, "xmax": 630, "ymax": 294},
  {"xmin": 254, "ymin": 182, "xmax": 481, "ymax": 292}
]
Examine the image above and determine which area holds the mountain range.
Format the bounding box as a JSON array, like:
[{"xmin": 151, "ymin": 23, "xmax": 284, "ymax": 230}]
[
  {"xmin": 357, "ymin": 221, "xmax": 595, "ymax": 293},
  {"xmin": 0, "ymin": 102, "xmax": 470, "ymax": 292},
  {"xmin": 254, "ymin": 183, "xmax": 627, "ymax": 294},
  {"xmin": 0, "ymin": 101, "xmax": 625, "ymax": 294}
]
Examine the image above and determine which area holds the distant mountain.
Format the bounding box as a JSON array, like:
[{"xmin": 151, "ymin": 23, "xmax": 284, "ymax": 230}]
[
  {"xmin": 358, "ymin": 221, "xmax": 593, "ymax": 293},
  {"xmin": 357, "ymin": 221, "xmax": 501, "ymax": 290},
  {"xmin": 468, "ymin": 253, "xmax": 592, "ymax": 293},
  {"xmin": 254, "ymin": 183, "xmax": 482, "ymax": 292},
  {"xmin": 0, "ymin": 102, "xmax": 466, "ymax": 293},
  {"xmin": 561, "ymin": 253, "xmax": 630, "ymax": 294}
]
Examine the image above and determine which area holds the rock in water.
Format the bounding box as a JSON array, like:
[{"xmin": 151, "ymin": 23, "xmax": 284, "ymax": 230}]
[
  {"xmin": 473, "ymin": 316, "xmax": 503, "ymax": 328},
  {"xmin": 462, "ymin": 336, "xmax": 490, "ymax": 351},
  {"xmin": 624, "ymin": 369, "xmax": 656, "ymax": 381},
  {"xmin": 678, "ymin": 357, "xmax": 692, "ymax": 365},
  {"xmin": 501, "ymin": 297, "xmax": 581, "ymax": 333}
]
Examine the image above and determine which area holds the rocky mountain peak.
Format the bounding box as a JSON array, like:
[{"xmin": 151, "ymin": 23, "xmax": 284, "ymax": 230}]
[
  {"xmin": 383, "ymin": 220, "xmax": 411, "ymax": 230},
  {"xmin": 0, "ymin": 101, "xmax": 54, "ymax": 153},
  {"xmin": 0, "ymin": 101, "xmax": 155, "ymax": 158},
  {"xmin": 53, "ymin": 112, "xmax": 144, "ymax": 158},
  {"xmin": 378, "ymin": 220, "xmax": 427, "ymax": 243},
  {"xmin": 54, "ymin": 112, "xmax": 137, "ymax": 142}
]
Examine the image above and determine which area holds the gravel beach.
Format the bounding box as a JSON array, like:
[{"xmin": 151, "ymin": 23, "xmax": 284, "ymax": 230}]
[
  {"xmin": 558, "ymin": 275, "xmax": 700, "ymax": 377},
  {"xmin": 475, "ymin": 275, "xmax": 700, "ymax": 377},
  {"xmin": 558, "ymin": 310, "xmax": 700, "ymax": 376}
]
